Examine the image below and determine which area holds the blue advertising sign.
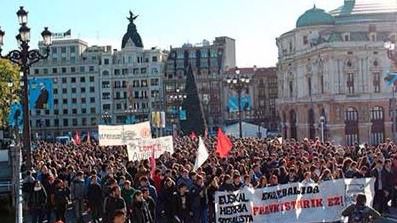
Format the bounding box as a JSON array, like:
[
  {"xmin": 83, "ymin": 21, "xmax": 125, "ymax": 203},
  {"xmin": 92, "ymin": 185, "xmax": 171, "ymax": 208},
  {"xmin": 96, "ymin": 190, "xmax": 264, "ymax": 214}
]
[
  {"xmin": 28, "ymin": 78, "xmax": 54, "ymax": 110},
  {"xmin": 8, "ymin": 102, "xmax": 23, "ymax": 130},
  {"xmin": 126, "ymin": 115, "xmax": 136, "ymax": 124},
  {"xmin": 227, "ymin": 96, "xmax": 252, "ymax": 112}
]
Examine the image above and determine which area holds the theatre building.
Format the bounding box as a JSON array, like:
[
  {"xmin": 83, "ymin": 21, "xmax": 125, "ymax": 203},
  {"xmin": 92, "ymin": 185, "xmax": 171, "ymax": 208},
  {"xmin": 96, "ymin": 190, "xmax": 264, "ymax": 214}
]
[{"xmin": 276, "ymin": 0, "xmax": 397, "ymax": 145}]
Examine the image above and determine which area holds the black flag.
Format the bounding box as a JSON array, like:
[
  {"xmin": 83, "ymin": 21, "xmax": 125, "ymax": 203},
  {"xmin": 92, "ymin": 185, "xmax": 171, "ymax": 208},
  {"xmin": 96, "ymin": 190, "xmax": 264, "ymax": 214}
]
[
  {"xmin": 180, "ymin": 64, "xmax": 207, "ymax": 136},
  {"xmin": 64, "ymin": 29, "xmax": 71, "ymax": 37}
]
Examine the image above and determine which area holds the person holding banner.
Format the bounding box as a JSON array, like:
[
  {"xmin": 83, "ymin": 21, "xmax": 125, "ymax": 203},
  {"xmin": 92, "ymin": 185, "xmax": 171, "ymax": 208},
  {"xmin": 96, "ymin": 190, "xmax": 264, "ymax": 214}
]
[{"xmin": 341, "ymin": 193, "xmax": 381, "ymax": 223}]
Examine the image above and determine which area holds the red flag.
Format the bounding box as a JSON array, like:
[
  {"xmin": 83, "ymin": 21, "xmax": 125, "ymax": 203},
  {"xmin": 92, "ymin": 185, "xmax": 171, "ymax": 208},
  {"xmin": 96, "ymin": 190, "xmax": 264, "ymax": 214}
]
[
  {"xmin": 86, "ymin": 131, "xmax": 91, "ymax": 144},
  {"xmin": 73, "ymin": 131, "xmax": 81, "ymax": 145},
  {"xmin": 216, "ymin": 128, "xmax": 232, "ymax": 158},
  {"xmin": 149, "ymin": 149, "xmax": 156, "ymax": 179},
  {"xmin": 190, "ymin": 132, "xmax": 197, "ymax": 140}
]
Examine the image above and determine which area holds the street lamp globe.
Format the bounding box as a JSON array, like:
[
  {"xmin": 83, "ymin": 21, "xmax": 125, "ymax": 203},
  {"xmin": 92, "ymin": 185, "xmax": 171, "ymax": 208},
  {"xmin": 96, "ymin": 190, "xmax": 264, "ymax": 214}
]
[
  {"xmin": 18, "ymin": 23, "xmax": 30, "ymax": 42},
  {"xmin": 16, "ymin": 6, "xmax": 28, "ymax": 25},
  {"xmin": 0, "ymin": 27, "xmax": 4, "ymax": 46},
  {"xmin": 320, "ymin": 116, "xmax": 325, "ymax": 123},
  {"xmin": 41, "ymin": 27, "xmax": 52, "ymax": 46}
]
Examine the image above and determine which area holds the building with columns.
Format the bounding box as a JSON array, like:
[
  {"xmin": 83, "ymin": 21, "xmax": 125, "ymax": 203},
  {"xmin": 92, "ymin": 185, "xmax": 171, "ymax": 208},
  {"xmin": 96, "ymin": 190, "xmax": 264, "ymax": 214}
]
[{"xmin": 276, "ymin": 0, "xmax": 397, "ymax": 145}]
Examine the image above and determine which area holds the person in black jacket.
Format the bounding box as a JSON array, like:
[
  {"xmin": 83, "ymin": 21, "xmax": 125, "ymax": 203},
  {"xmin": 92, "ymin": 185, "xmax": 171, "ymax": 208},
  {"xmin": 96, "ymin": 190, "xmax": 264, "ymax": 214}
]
[
  {"xmin": 371, "ymin": 159, "xmax": 386, "ymax": 213},
  {"xmin": 158, "ymin": 177, "xmax": 176, "ymax": 223},
  {"xmin": 29, "ymin": 181, "xmax": 47, "ymax": 223},
  {"xmin": 87, "ymin": 175, "xmax": 103, "ymax": 223},
  {"xmin": 383, "ymin": 159, "xmax": 394, "ymax": 213},
  {"xmin": 131, "ymin": 190, "xmax": 153, "ymax": 223},
  {"xmin": 142, "ymin": 187, "xmax": 156, "ymax": 222},
  {"xmin": 104, "ymin": 186, "xmax": 126, "ymax": 223},
  {"xmin": 54, "ymin": 179, "xmax": 70, "ymax": 222},
  {"xmin": 172, "ymin": 183, "xmax": 192, "ymax": 223}
]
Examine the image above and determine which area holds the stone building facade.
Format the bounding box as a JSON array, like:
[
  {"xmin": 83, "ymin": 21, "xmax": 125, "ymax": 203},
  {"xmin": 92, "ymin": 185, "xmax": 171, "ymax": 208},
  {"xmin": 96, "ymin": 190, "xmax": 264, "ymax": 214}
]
[{"xmin": 276, "ymin": 0, "xmax": 397, "ymax": 145}]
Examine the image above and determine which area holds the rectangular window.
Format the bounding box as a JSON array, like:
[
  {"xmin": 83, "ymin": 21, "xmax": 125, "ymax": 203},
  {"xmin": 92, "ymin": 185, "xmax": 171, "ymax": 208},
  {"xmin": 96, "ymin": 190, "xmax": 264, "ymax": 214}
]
[
  {"xmin": 63, "ymin": 109, "xmax": 68, "ymax": 114},
  {"xmin": 152, "ymin": 56, "xmax": 158, "ymax": 62},
  {"xmin": 72, "ymin": 98, "xmax": 77, "ymax": 104},
  {"xmin": 72, "ymin": 119, "xmax": 78, "ymax": 126},
  {"xmin": 72, "ymin": 108, "xmax": 77, "ymax": 114},
  {"xmin": 82, "ymin": 118, "xmax": 87, "ymax": 125},
  {"xmin": 70, "ymin": 46, "xmax": 76, "ymax": 53},
  {"xmin": 89, "ymin": 66, "xmax": 94, "ymax": 72},
  {"xmin": 63, "ymin": 119, "xmax": 68, "ymax": 127},
  {"xmin": 62, "ymin": 67, "xmax": 67, "ymax": 73},
  {"xmin": 116, "ymin": 103, "xmax": 122, "ymax": 109},
  {"xmin": 133, "ymin": 68, "xmax": 139, "ymax": 74},
  {"xmin": 114, "ymin": 69, "xmax": 120, "ymax": 75},
  {"xmin": 34, "ymin": 69, "xmax": 39, "ymax": 75},
  {"xmin": 71, "ymin": 67, "xmax": 76, "ymax": 73},
  {"xmin": 141, "ymin": 80, "xmax": 148, "ymax": 87},
  {"xmin": 80, "ymin": 77, "xmax": 85, "ymax": 82},
  {"xmin": 303, "ymin": 36, "xmax": 308, "ymax": 45},
  {"xmin": 91, "ymin": 117, "xmax": 97, "ymax": 125},
  {"xmin": 320, "ymin": 75, "xmax": 324, "ymax": 94},
  {"xmin": 71, "ymin": 77, "xmax": 76, "ymax": 83},
  {"xmin": 54, "ymin": 99, "xmax": 58, "ymax": 105},
  {"xmin": 141, "ymin": 68, "xmax": 147, "ymax": 74},
  {"xmin": 104, "ymin": 58, "xmax": 109, "ymax": 65},
  {"xmin": 373, "ymin": 72, "xmax": 380, "ymax": 93},
  {"xmin": 52, "ymin": 68, "xmax": 58, "ymax": 73},
  {"xmin": 62, "ymin": 78, "xmax": 67, "ymax": 83},
  {"xmin": 81, "ymin": 87, "xmax": 86, "ymax": 93},
  {"xmin": 103, "ymin": 104, "xmax": 111, "ymax": 110},
  {"xmin": 80, "ymin": 66, "xmax": 85, "ymax": 72},
  {"xmin": 81, "ymin": 108, "xmax": 86, "ymax": 114},
  {"xmin": 54, "ymin": 109, "xmax": 59, "ymax": 115},
  {"xmin": 62, "ymin": 88, "xmax": 67, "ymax": 94},
  {"xmin": 90, "ymin": 107, "xmax": 96, "ymax": 114},
  {"xmin": 150, "ymin": 78, "xmax": 159, "ymax": 86},
  {"xmin": 89, "ymin": 76, "xmax": 95, "ymax": 82},
  {"xmin": 72, "ymin": 88, "xmax": 76, "ymax": 93},
  {"xmin": 90, "ymin": 87, "xmax": 95, "ymax": 93},
  {"xmin": 81, "ymin": 98, "xmax": 86, "ymax": 103},
  {"xmin": 347, "ymin": 72, "xmax": 355, "ymax": 94},
  {"xmin": 54, "ymin": 119, "xmax": 59, "ymax": 126},
  {"xmin": 52, "ymin": 47, "xmax": 58, "ymax": 54},
  {"xmin": 90, "ymin": 97, "xmax": 95, "ymax": 103},
  {"xmin": 289, "ymin": 81, "xmax": 293, "ymax": 97},
  {"xmin": 102, "ymin": 92, "xmax": 111, "ymax": 100},
  {"xmin": 45, "ymin": 110, "xmax": 50, "ymax": 115},
  {"xmin": 61, "ymin": 47, "xmax": 66, "ymax": 53},
  {"xmin": 53, "ymin": 89, "xmax": 58, "ymax": 94},
  {"xmin": 102, "ymin": 81, "xmax": 110, "ymax": 88}
]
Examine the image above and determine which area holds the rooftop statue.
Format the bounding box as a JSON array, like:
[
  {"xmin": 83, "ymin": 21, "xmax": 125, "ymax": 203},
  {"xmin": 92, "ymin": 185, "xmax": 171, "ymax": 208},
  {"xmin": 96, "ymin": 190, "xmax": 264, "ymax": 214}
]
[{"xmin": 122, "ymin": 10, "xmax": 143, "ymax": 49}]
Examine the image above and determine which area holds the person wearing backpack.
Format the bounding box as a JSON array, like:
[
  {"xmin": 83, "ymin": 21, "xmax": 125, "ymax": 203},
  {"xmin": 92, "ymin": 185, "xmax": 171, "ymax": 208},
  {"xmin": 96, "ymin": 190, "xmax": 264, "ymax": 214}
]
[{"xmin": 342, "ymin": 193, "xmax": 381, "ymax": 223}]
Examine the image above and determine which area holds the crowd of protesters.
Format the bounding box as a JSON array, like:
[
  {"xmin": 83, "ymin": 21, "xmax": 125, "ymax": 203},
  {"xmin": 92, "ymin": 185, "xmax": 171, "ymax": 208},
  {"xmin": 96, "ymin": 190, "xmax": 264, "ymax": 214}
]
[{"xmin": 22, "ymin": 135, "xmax": 397, "ymax": 223}]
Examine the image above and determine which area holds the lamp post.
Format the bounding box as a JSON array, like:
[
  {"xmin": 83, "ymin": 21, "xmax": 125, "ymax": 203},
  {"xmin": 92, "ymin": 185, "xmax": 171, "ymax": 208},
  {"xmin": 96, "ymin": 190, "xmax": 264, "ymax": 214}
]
[
  {"xmin": 385, "ymin": 40, "xmax": 397, "ymax": 142},
  {"xmin": 102, "ymin": 112, "xmax": 112, "ymax": 125},
  {"xmin": 125, "ymin": 105, "xmax": 136, "ymax": 124},
  {"xmin": 226, "ymin": 67, "xmax": 251, "ymax": 138},
  {"xmin": 320, "ymin": 116, "xmax": 325, "ymax": 143},
  {"xmin": 0, "ymin": 6, "xmax": 52, "ymax": 169},
  {"xmin": 169, "ymin": 88, "xmax": 186, "ymax": 133}
]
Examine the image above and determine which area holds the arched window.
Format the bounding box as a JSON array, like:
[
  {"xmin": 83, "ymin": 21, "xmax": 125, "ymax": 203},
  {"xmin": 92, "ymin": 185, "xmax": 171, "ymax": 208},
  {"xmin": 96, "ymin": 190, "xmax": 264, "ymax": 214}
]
[
  {"xmin": 345, "ymin": 107, "xmax": 359, "ymax": 145},
  {"xmin": 102, "ymin": 70, "xmax": 110, "ymax": 76},
  {"xmin": 370, "ymin": 106, "xmax": 385, "ymax": 145}
]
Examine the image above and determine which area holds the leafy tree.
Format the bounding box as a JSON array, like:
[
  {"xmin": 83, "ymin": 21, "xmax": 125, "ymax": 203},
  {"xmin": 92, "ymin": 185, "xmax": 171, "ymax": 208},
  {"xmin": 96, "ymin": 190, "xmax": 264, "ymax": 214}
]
[
  {"xmin": 0, "ymin": 59, "xmax": 20, "ymax": 128},
  {"xmin": 180, "ymin": 64, "xmax": 207, "ymax": 136}
]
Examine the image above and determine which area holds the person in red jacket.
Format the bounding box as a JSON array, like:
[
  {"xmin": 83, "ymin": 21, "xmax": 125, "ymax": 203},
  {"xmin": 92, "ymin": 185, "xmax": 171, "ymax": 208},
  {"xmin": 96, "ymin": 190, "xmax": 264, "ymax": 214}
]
[{"xmin": 151, "ymin": 169, "xmax": 162, "ymax": 193}]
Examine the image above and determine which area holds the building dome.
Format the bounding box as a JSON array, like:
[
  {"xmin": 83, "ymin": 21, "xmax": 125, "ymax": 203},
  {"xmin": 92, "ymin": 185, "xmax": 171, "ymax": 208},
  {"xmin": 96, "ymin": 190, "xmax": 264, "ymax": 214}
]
[{"xmin": 296, "ymin": 5, "xmax": 335, "ymax": 28}]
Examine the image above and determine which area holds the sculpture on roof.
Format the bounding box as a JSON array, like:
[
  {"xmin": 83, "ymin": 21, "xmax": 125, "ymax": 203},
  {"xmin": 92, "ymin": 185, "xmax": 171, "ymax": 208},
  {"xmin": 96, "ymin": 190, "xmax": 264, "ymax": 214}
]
[{"xmin": 122, "ymin": 10, "xmax": 143, "ymax": 49}]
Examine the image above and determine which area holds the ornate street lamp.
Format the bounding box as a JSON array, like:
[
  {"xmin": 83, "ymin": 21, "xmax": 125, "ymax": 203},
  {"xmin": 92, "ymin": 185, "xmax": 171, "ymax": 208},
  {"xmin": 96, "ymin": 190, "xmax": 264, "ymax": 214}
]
[
  {"xmin": 102, "ymin": 112, "xmax": 112, "ymax": 125},
  {"xmin": 0, "ymin": 6, "xmax": 52, "ymax": 169},
  {"xmin": 225, "ymin": 67, "xmax": 251, "ymax": 138},
  {"xmin": 125, "ymin": 105, "xmax": 137, "ymax": 124}
]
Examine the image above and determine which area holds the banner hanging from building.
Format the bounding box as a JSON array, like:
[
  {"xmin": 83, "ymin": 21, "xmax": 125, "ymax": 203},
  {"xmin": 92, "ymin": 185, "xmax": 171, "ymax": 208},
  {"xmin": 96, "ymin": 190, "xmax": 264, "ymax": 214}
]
[
  {"xmin": 215, "ymin": 178, "xmax": 375, "ymax": 223},
  {"xmin": 98, "ymin": 121, "xmax": 152, "ymax": 146},
  {"xmin": 28, "ymin": 78, "xmax": 54, "ymax": 110},
  {"xmin": 127, "ymin": 136, "xmax": 173, "ymax": 161},
  {"xmin": 8, "ymin": 102, "xmax": 23, "ymax": 130},
  {"xmin": 227, "ymin": 96, "xmax": 252, "ymax": 112}
]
